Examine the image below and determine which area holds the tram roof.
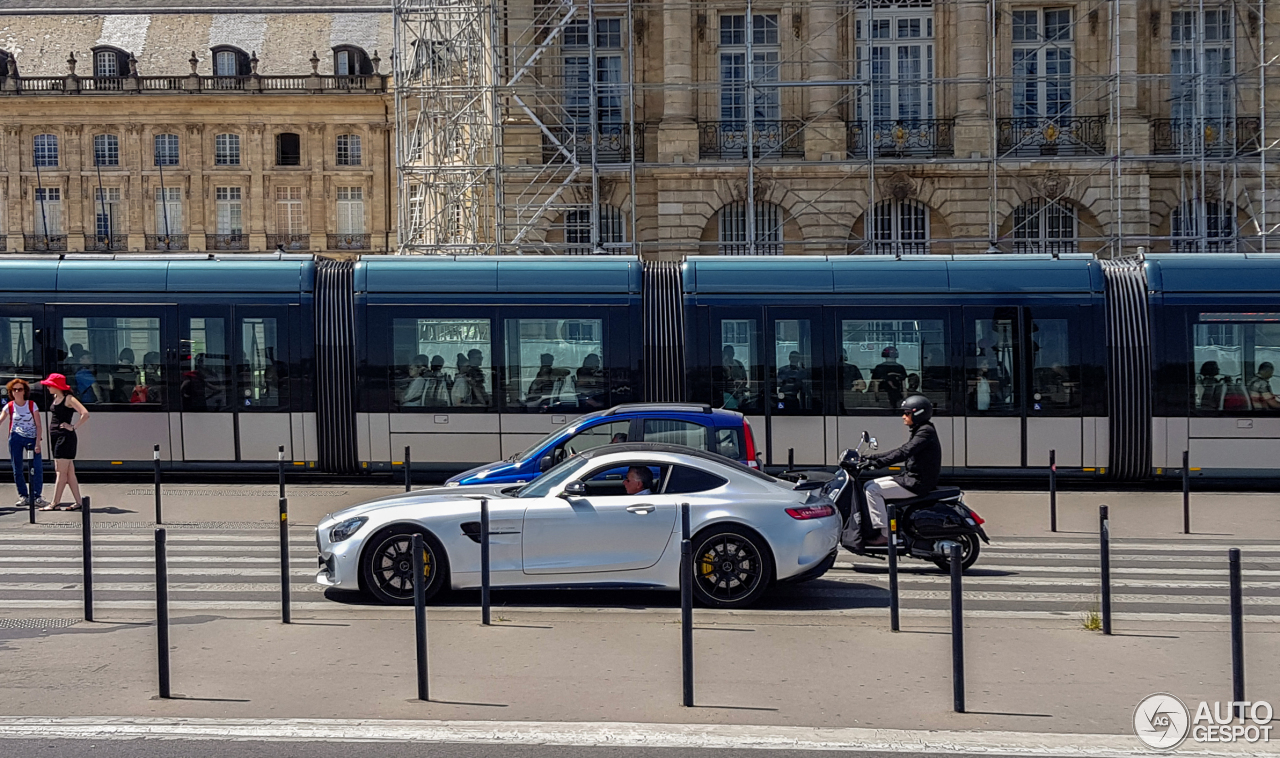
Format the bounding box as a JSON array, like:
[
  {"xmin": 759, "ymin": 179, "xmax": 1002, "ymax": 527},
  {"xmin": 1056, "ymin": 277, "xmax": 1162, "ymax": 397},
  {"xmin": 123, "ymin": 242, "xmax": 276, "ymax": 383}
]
[
  {"xmin": 1145, "ymin": 254, "xmax": 1280, "ymax": 293},
  {"xmin": 354, "ymin": 256, "xmax": 643, "ymax": 294},
  {"xmin": 681, "ymin": 254, "xmax": 1105, "ymax": 295},
  {"xmin": 0, "ymin": 254, "xmax": 314, "ymax": 293}
]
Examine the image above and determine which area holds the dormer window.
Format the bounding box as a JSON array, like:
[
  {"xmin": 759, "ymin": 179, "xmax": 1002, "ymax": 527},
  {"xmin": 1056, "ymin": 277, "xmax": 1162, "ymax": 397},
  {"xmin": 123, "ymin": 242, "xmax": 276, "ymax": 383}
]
[
  {"xmin": 211, "ymin": 46, "xmax": 251, "ymax": 76},
  {"xmin": 332, "ymin": 45, "xmax": 373, "ymax": 76},
  {"xmin": 91, "ymin": 46, "xmax": 130, "ymax": 89}
]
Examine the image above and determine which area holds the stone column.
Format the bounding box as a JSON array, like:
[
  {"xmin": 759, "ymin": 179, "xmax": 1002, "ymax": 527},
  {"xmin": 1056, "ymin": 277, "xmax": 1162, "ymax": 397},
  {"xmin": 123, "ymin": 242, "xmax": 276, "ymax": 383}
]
[
  {"xmin": 65, "ymin": 124, "xmax": 84, "ymax": 249},
  {"xmin": 186, "ymin": 124, "xmax": 206, "ymax": 250},
  {"xmin": 248, "ymin": 123, "xmax": 267, "ymax": 251},
  {"xmin": 501, "ymin": 0, "xmax": 543, "ymax": 166},
  {"xmin": 953, "ymin": 0, "xmax": 990, "ymax": 157},
  {"xmin": 309, "ymin": 122, "xmax": 328, "ymax": 252},
  {"xmin": 1113, "ymin": 0, "xmax": 1148, "ymax": 155},
  {"xmin": 126, "ymin": 124, "xmax": 146, "ymax": 252},
  {"xmin": 3, "ymin": 127, "xmax": 18, "ymax": 248},
  {"xmin": 805, "ymin": 4, "xmax": 844, "ymax": 160},
  {"xmin": 657, "ymin": 4, "xmax": 697, "ymax": 163}
]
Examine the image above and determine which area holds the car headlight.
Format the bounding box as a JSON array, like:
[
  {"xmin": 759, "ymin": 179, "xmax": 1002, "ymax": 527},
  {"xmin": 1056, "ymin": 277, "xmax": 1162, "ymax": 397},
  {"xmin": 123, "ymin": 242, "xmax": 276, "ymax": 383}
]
[{"xmin": 329, "ymin": 516, "xmax": 368, "ymax": 543}]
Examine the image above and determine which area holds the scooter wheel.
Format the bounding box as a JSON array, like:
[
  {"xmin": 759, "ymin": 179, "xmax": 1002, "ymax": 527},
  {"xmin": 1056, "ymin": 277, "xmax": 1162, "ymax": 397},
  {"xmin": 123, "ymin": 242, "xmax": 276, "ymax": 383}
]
[{"xmin": 931, "ymin": 534, "xmax": 981, "ymax": 573}]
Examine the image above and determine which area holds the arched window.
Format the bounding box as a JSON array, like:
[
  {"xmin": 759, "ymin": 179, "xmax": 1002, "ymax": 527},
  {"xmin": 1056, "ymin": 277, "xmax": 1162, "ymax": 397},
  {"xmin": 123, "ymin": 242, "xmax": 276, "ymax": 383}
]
[
  {"xmin": 332, "ymin": 45, "xmax": 373, "ymax": 76},
  {"xmin": 214, "ymin": 133, "xmax": 241, "ymax": 166},
  {"xmin": 33, "ymin": 134, "xmax": 59, "ymax": 168},
  {"xmin": 336, "ymin": 134, "xmax": 362, "ymax": 166},
  {"xmin": 1172, "ymin": 200, "xmax": 1236, "ymax": 253},
  {"xmin": 154, "ymin": 134, "xmax": 180, "ymax": 167},
  {"xmin": 870, "ymin": 199, "xmax": 928, "ymax": 255},
  {"xmin": 211, "ymin": 46, "xmax": 250, "ymax": 76},
  {"xmin": 93, "ymin": 134, "xmax": 120, "ymax": 167},
  {"xmin": 564, "ymin": 206, "xmax": 628, "ymax": 254},
  {"xmin": 1010, "ymin": 198, "xmax": 1077, "ymax": 255},
  {"xmin": 275, "ymin": 132, "xmax": 302, "ymax": 166},
  {"xmin": 92, "ymin": 46, "xmax": 129, "ymax": 81},
  {"xmin": 718, "ymin": 201, "xmax": 783, "ymax": 255}
]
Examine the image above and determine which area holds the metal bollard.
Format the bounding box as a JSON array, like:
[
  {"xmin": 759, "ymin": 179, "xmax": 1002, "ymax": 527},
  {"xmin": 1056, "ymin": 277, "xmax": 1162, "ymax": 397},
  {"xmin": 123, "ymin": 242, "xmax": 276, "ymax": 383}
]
[
  {"xmin": 680, "ymin": 502, "xmax": 694, "ymax": 707},
  {"xmin": 153, "ymin": 444, "xmax": 162, "ymax": 524},
  {"xmin": 81, "ymin": 495, "xmax": 93, "ymax": 622},
  {"xmin": 25, "ymin": 448, "xmax": 34, "ymax": 524},
  {"xmin": 887, "ymin": 504, "xmax": 900, "ymax": 632},
  {"xmin": 1229, "ymin": 548, "xmax": 1244, "ymax": 718},
  {"xmin": 155, "ymin": 528, "xmax": 171, "ymax": 699},
  {"xmin": 279, "ymin": 497, "xmax": 291, "ymax": 624},
  {"xmin": 1100, "ymin": 505, "xmax": 1112, "ymax": 635},
  {"xmin": 949, "ymin": 543, "xmax": 965, "ymax": 713},
  {"xmin": 480, "ymin": 498, "xmax": 491, "ymax": 626},
  {"xmin": 404, "ymin": 445, "xmax": 412, "ymax": 493},
  {"xmin": 1049, "ymin": 449, "xmax": 1058, "ymax": 533},
  {"xmin": 413, "ymin": 533, "xmax": 429, "ymax": 700},
  {"xmin": 787, "ymin": 447, "xmax": 794, "ymax": 470},
  {"xmin": 1182, "ymin": 450, "xmax": 1191, "ymax": 535},
  {"xmin": 278, "ymin": 445, "xmax": 286, "ymax": 500}
]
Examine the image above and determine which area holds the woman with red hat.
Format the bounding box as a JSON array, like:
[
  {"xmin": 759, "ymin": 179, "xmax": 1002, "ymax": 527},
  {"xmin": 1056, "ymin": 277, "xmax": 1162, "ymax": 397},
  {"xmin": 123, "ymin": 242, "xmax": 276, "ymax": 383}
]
[{"xmin": 39, "ymin": 373, "xmax": 90, "ymax": 511}]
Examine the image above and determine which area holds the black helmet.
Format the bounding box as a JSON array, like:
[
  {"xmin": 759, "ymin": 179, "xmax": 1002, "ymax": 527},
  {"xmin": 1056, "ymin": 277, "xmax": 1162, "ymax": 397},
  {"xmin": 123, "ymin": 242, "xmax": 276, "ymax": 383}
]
[{"xmin": 899, "ymin": 395, "xmax": 933, "ymax": 423}]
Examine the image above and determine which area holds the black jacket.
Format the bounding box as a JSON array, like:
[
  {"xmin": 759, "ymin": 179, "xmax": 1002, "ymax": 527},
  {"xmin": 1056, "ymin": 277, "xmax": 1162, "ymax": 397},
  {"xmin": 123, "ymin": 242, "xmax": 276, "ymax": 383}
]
[{"xmin": 865, "ymin": 422, "xmax": 941, "ymax": 494}]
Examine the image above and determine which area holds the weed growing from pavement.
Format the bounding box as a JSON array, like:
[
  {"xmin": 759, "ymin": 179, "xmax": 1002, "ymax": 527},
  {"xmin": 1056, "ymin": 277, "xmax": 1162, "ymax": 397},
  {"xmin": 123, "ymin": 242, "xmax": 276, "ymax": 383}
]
[{"xmin": 1081, "ymin": 608, "xmax": 1102, "ymax": 631}]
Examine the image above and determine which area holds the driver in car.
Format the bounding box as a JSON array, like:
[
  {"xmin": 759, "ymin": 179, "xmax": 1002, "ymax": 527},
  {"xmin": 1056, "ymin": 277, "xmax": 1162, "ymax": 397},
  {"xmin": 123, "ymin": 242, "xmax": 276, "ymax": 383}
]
[
  {"xmin": 858, "ymin": 395, "xmax": 940, "ymax": 546},
  {"xmin": 624, "ymin": 466, "xmax": 654, "ymax": 496}
]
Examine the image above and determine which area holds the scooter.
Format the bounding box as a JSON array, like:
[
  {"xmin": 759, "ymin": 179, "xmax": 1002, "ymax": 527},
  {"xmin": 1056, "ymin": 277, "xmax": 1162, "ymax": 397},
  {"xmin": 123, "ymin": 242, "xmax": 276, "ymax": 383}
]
[{"xmin": 828, "ymin": 431, "xmax": 990, "ymax": 572}]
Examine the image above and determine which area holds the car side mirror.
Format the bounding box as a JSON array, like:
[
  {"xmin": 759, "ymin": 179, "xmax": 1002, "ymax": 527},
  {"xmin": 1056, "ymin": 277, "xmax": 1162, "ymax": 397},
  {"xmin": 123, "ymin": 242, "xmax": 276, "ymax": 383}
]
[
  {"xmin": 559, "ymin": 480, "xmax": 586, "ymax": 499},
  {"xmin": 539, "ymin": 454, "xmax": 554, "ymax": 472}
]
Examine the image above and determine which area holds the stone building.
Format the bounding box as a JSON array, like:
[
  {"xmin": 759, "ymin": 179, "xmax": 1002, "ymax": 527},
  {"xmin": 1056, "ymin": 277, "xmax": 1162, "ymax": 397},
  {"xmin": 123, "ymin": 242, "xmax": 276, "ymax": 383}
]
[
  {"xmin": 399, "ymin": 0, "xmax": 1280, "ymax": 258},
  {"xmin": 0, "ymin": 1, "xmax": 396, "ymax": 255}
]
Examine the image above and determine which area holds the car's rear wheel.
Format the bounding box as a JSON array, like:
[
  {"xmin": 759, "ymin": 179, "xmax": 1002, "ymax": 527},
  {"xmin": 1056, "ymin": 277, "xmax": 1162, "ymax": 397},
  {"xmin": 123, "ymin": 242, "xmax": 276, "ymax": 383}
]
[
  {"xmin": 361, "ymin": 525, "xmax": 448, "ymax": 605},
  {"xmin": 930, "ymin": 533, "xmax": 981, "ymax": 573},
  {"xmin": 689, "ymin": 525, "xmax": 773, "ymax": 608}
]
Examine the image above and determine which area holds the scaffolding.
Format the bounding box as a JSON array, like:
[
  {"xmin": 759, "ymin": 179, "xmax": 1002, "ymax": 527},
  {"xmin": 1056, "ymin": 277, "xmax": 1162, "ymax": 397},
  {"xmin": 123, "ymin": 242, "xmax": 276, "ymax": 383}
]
[{"xmin": 393, "ymin": 0, "xmax": 1280, "ymax": 258}]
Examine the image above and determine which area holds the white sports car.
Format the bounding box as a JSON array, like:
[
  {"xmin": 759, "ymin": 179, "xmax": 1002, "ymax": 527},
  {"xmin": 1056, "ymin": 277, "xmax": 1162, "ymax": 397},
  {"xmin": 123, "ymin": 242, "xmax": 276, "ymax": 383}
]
[{"xmin": 316, "ymin": 443, "xmax": 841, "ymax": 608}]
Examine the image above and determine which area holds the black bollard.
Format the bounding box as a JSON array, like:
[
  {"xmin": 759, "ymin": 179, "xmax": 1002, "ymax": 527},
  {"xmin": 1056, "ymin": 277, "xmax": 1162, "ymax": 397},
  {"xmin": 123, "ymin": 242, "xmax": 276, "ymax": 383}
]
[
  {"xmin": 404, "ymin": 445, "xmax": 412, "ymax": 492},
  {"xmin": 1182, "ymin": 450, "xmax": 1191, "ymax": 535},
  {"xmin": 279, "ymin": 497, "xmax": 291, "ymax": 624},
  {"xmin": 153, "ymin": 444, "xmax": 162, "ymax": 525},
  {"xmin": 787, "ymin": 447, "xmax": 794, "ymax": 470},
  {"xmin": 1049, "ymin": 449, "xmax": 1057, "ymax": 533},
  {"xmin": 680, "ymin": 502, "xmax": 693, "ymax": 707},
  {"xmin": 480, "ymin": 498, "xmax": 491, "ymax": 626},
  {"xmin": 1100, "ymin": 505, "xmax": 1112, "ymax": 635},
  {"xmin": 155, "ymin": 528, "xmax": 171, "ymax": 699},
  {"xmin": 1229, "ymin": 548, "xmax": 1244, "ymax": 718},
  {"xmin": 949, "ymin": 542, "xmax": 965, "ymax": 713},
  {"xmin": 413, "ymin": 533, "xmax": 429, "ymax": 701},
  {"xmin": 26, "ymin": 448, "xmax": 34, "ymax": 524},
  {"xmin": 81, "ymin": 495, "xmax": 93, "ymax": 622},
  {"xmin": 887, "ymin": 504, "xmax": 900, "ymax": 632},
  {"xmin": 278, "ymin": 445, "xmax": 286, "ymax": 500}
]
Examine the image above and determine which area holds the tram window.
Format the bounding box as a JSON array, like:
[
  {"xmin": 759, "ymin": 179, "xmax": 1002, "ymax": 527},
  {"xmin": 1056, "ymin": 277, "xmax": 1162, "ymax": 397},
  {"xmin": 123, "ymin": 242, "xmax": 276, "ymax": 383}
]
[
  {"xmin": 392, "ymin": 318, "xmax": 493, "ymax": 410},
  {"xmin": 503, "ymin": 318, "xmax": 605, "ymax": 412},
  {"xmin": 642, "ymin": 418, "xmax": 709, "ymax": 449},
  {"xmin": 1192, "ymin": 313, "xmax": 1280, "ymax": 413},
  {"xmin": 1030, "ymin": 318, "xmax": 1081, "ymax": 416},
  {"xmin": 61, "ymin": 317, "xmax": 161, "ymax": 406},
  {"xmin": 773, "ymin": 319, "xmax": 817, "ymax": 414},
  {"xmin": 240, "ymin": 317, "xmax": 284, "ymax": 408},
  {"xmin": 0, "ymin": 317, "xmax": 36, "ymax": 397},
  {"xmin": 181, "ymin": 317, "xmax": 231, "ymax": 411},
  {"xmin": 840, "ymin": 319, "xmax": 948, "ymax": 412},
  {"xmin": 966, "ymin": 317, "xmax": 1019, "ymax": 414},
  {"xmin": 714, "ymin": 319, "xmax": 761, "ymax": 413}
]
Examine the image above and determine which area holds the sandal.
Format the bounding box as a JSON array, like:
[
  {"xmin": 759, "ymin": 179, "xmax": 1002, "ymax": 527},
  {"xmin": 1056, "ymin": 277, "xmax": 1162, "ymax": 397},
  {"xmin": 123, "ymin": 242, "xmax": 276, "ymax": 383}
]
[
  {"xmin": 37, "ymin": 503, "xmax": 60, "ymax": 511},
  {"xmin": 58, "ymin": 502, "xmax": 82, "ymax": 511}
]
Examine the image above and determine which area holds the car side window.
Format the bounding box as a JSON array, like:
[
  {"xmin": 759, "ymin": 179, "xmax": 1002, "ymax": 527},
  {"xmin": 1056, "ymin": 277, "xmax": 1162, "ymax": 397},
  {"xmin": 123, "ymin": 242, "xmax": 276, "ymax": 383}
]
[
  {"xmin": 581, "ymin": 462, "xmax": 665, "ymax": 497},
  {"xmin": 554, "ymin": 419, "xmax": 631, "ymax": 463},
  {"xmin": 663, "ymin": 465, "xmax": 729, "ymax": 495},
  {"xmin": 642, "ymin": 418, "xmax": 708, "ymax": 450},
  {"xmin": 714, "ymin": 427, "xmax": 743, "ymax": 459}
]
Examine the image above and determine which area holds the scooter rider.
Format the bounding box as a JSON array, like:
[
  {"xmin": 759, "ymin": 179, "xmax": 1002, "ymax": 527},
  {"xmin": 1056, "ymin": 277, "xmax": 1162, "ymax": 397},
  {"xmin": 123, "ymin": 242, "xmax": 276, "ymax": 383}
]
[{"xmin": 853, "ymin": 395, "xmax": 941, "ymax": 546}]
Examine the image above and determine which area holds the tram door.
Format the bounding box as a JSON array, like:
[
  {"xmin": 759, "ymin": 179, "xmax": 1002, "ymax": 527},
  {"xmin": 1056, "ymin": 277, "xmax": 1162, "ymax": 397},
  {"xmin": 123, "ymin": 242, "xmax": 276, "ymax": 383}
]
[
  {"xmin": 0, "ymin": 306, "xmax": 46, "ymax": 469},
  {"xmin": 179, "ymin": 305, "xmax": 292, "ymax": 462},
  {"xmin": 963, "ymin": 306, "xmax": 1084, "ymax": 468}
]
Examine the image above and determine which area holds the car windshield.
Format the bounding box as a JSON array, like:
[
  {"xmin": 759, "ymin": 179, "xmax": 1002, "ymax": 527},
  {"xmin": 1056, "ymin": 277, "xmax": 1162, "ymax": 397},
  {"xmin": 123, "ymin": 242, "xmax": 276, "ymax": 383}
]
[
  {"xmin": 510, "ymin": 424, "xmax": 581, "ymax": 463},
  {"xmin": 515, "ymin": 455, "xmax": 591, "ymax": 498}
]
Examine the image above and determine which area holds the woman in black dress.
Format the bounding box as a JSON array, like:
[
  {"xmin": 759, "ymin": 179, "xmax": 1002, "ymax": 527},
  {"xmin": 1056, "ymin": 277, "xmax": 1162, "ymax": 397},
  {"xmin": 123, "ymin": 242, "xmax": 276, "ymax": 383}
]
[{"xmin": 39, "ymin": 373, "xmax": 90, "ymax": 511}]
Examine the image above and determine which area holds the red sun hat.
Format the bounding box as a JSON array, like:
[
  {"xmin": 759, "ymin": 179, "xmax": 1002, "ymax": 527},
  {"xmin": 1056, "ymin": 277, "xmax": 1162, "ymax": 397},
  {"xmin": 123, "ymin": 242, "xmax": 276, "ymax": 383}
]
[{"xmin": 40, "ymin": 373, "xmax": 72, "ymax": 392}]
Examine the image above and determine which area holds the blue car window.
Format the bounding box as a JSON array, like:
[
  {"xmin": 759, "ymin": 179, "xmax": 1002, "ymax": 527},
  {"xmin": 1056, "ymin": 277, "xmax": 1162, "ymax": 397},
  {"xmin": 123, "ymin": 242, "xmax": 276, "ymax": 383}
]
[
  {"xmin": 642, "ymin": 418, "xmax": 708, "ymax": 450},
  {"xmin": 714, "ymin": 427, "xmax": 744, "ymax": 459}
]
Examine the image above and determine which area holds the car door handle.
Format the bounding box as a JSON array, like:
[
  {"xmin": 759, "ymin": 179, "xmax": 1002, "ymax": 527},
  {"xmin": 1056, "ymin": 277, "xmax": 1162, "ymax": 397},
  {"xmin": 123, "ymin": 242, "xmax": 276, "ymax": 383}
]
[{"xmin": 626, "ymin": 504, "xmax": 656, "ymax": 515}]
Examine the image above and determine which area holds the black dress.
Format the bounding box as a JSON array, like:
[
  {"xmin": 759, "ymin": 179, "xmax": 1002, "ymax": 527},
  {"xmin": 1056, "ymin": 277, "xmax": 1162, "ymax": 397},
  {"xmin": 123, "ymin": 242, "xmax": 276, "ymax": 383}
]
[{"xmin": 49, "ymin": 399, "xmax": 77, "ymax": 460}]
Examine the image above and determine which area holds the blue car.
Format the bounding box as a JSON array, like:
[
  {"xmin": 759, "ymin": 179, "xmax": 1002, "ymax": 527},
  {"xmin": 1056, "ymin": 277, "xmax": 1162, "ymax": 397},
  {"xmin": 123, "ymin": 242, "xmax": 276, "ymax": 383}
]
[{"xmin": 445, "ymin": 403, "xmax": 761, "ymax": 486}]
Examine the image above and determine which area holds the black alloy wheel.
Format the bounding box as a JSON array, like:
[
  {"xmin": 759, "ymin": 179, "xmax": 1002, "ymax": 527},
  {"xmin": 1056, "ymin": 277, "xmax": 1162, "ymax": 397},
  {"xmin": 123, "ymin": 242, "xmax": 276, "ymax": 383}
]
[
  {"xmin": 930, "ymin": 533, "xmax": 981, "ymax": 573},
  {"xmin": 361, "ymin": 525, "xmax": 448, "ymax": 605},
  {"xmin": 689, "ymin": 525, "xmax": 774, "ymax": 608}
]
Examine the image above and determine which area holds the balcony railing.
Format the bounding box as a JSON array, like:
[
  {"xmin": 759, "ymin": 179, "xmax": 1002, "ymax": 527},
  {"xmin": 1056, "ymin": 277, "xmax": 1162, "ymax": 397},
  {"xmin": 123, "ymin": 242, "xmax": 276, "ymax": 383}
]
[
  {"xmin": 267, "ymin": 234, "xmax": 310, "ymax": 251},
  {"xmin": 542, "ymin": 123, "xmax": 645, "ymax": 164},
  {"xmin": 146, "ymin": 234, "xmax": 189, "ymax": 251},
  {"xmin": 206, "ymin": 233, "xmax": 248, "ymax": 251},
  {"xmin": 1151, "ymin": 118, "xmax": 1261, "ymax": 156},
  {"xmin": 24, "ymin": 234, "xmax": 67, "ymax": 252},
  {"xmin": 699, "ymin": 120, "xmax": 805, "ymax": 160},
  {"xmin": 327, "ymin": 233, "xmax": 371, "ymax": 250},
  {"xmin": 83, "ymin": 234, "xmax": 128, "ymax": 251},
  {"xmin": 847, "ymin": 119, "xmax": 955, "ymax": 159},
  {"xmin": 80, "ymin": 77, "xmax": 127, "ymax": 91},
  {"xmin": 996, "ymin": 116, "xmax": 1107, "ymax": 157},
  {"xmin": 3, "ymin": 74, "xmax": 386, "ymax": 95}
]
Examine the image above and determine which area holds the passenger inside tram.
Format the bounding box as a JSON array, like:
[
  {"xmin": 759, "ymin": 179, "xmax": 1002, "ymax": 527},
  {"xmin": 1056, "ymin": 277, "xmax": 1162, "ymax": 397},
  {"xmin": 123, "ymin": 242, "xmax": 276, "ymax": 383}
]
[{"xmin": 1250, "ymin": 362, "xmax": 1279, "ymax": 410}]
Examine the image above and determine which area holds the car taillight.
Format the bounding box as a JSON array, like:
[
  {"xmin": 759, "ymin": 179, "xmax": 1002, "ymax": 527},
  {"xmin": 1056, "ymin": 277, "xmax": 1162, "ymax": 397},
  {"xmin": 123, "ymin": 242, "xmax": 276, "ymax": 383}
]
[
  {"xmin": 786, "ymin": 504, "xmax": 835, "ymax": 520},
  {"xmin": 742, "ymin": 419, "xmax": 759, "ymax": 468}
]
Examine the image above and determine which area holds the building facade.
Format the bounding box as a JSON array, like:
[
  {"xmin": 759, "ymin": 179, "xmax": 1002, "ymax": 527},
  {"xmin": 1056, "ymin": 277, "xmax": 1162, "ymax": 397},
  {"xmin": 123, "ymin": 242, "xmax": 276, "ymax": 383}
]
[{"xmin": 0, "ymin": 2, "xmax": 396, "ymax": 255}]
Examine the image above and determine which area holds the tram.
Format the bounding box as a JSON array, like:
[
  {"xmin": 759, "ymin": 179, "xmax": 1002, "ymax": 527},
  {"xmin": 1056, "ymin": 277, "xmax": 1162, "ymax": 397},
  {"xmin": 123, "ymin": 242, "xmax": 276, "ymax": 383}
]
[{"xmin": 0, "ymin": 252, "xmax": 1275, "ymax": 481}]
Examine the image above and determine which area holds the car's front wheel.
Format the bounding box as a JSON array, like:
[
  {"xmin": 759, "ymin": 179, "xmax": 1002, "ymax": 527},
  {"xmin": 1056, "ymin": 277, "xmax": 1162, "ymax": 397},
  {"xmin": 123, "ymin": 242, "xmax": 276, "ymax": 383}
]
[
  {"xmin": 361, "ymin": 525, "xmax": 448, "ymax": 605},
  {"xmin": 689, "ymin": 525, "xmax": 774, "ymax": 608}
]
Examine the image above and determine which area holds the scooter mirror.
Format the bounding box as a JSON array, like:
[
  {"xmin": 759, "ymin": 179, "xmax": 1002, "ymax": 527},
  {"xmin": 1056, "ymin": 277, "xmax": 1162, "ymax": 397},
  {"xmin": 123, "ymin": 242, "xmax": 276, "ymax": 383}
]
[
  {"xmin": 870, "ymin": 437, "xmax": 878, "ymax": 450},
  {"xmin": 860, "ymin": 430, "xmax": 870, "ymax": 444}
]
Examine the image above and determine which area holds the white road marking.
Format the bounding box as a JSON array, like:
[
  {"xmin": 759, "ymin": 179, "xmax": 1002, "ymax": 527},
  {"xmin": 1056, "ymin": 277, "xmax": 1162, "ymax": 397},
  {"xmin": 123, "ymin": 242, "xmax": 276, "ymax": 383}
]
[
  {"xmin": 835, "ymin": 562, "xmax": 1280, "ymax": 577},
  {"xmin": 0, "ymin": 582, "xmax": 326, "ymax": 593}
]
